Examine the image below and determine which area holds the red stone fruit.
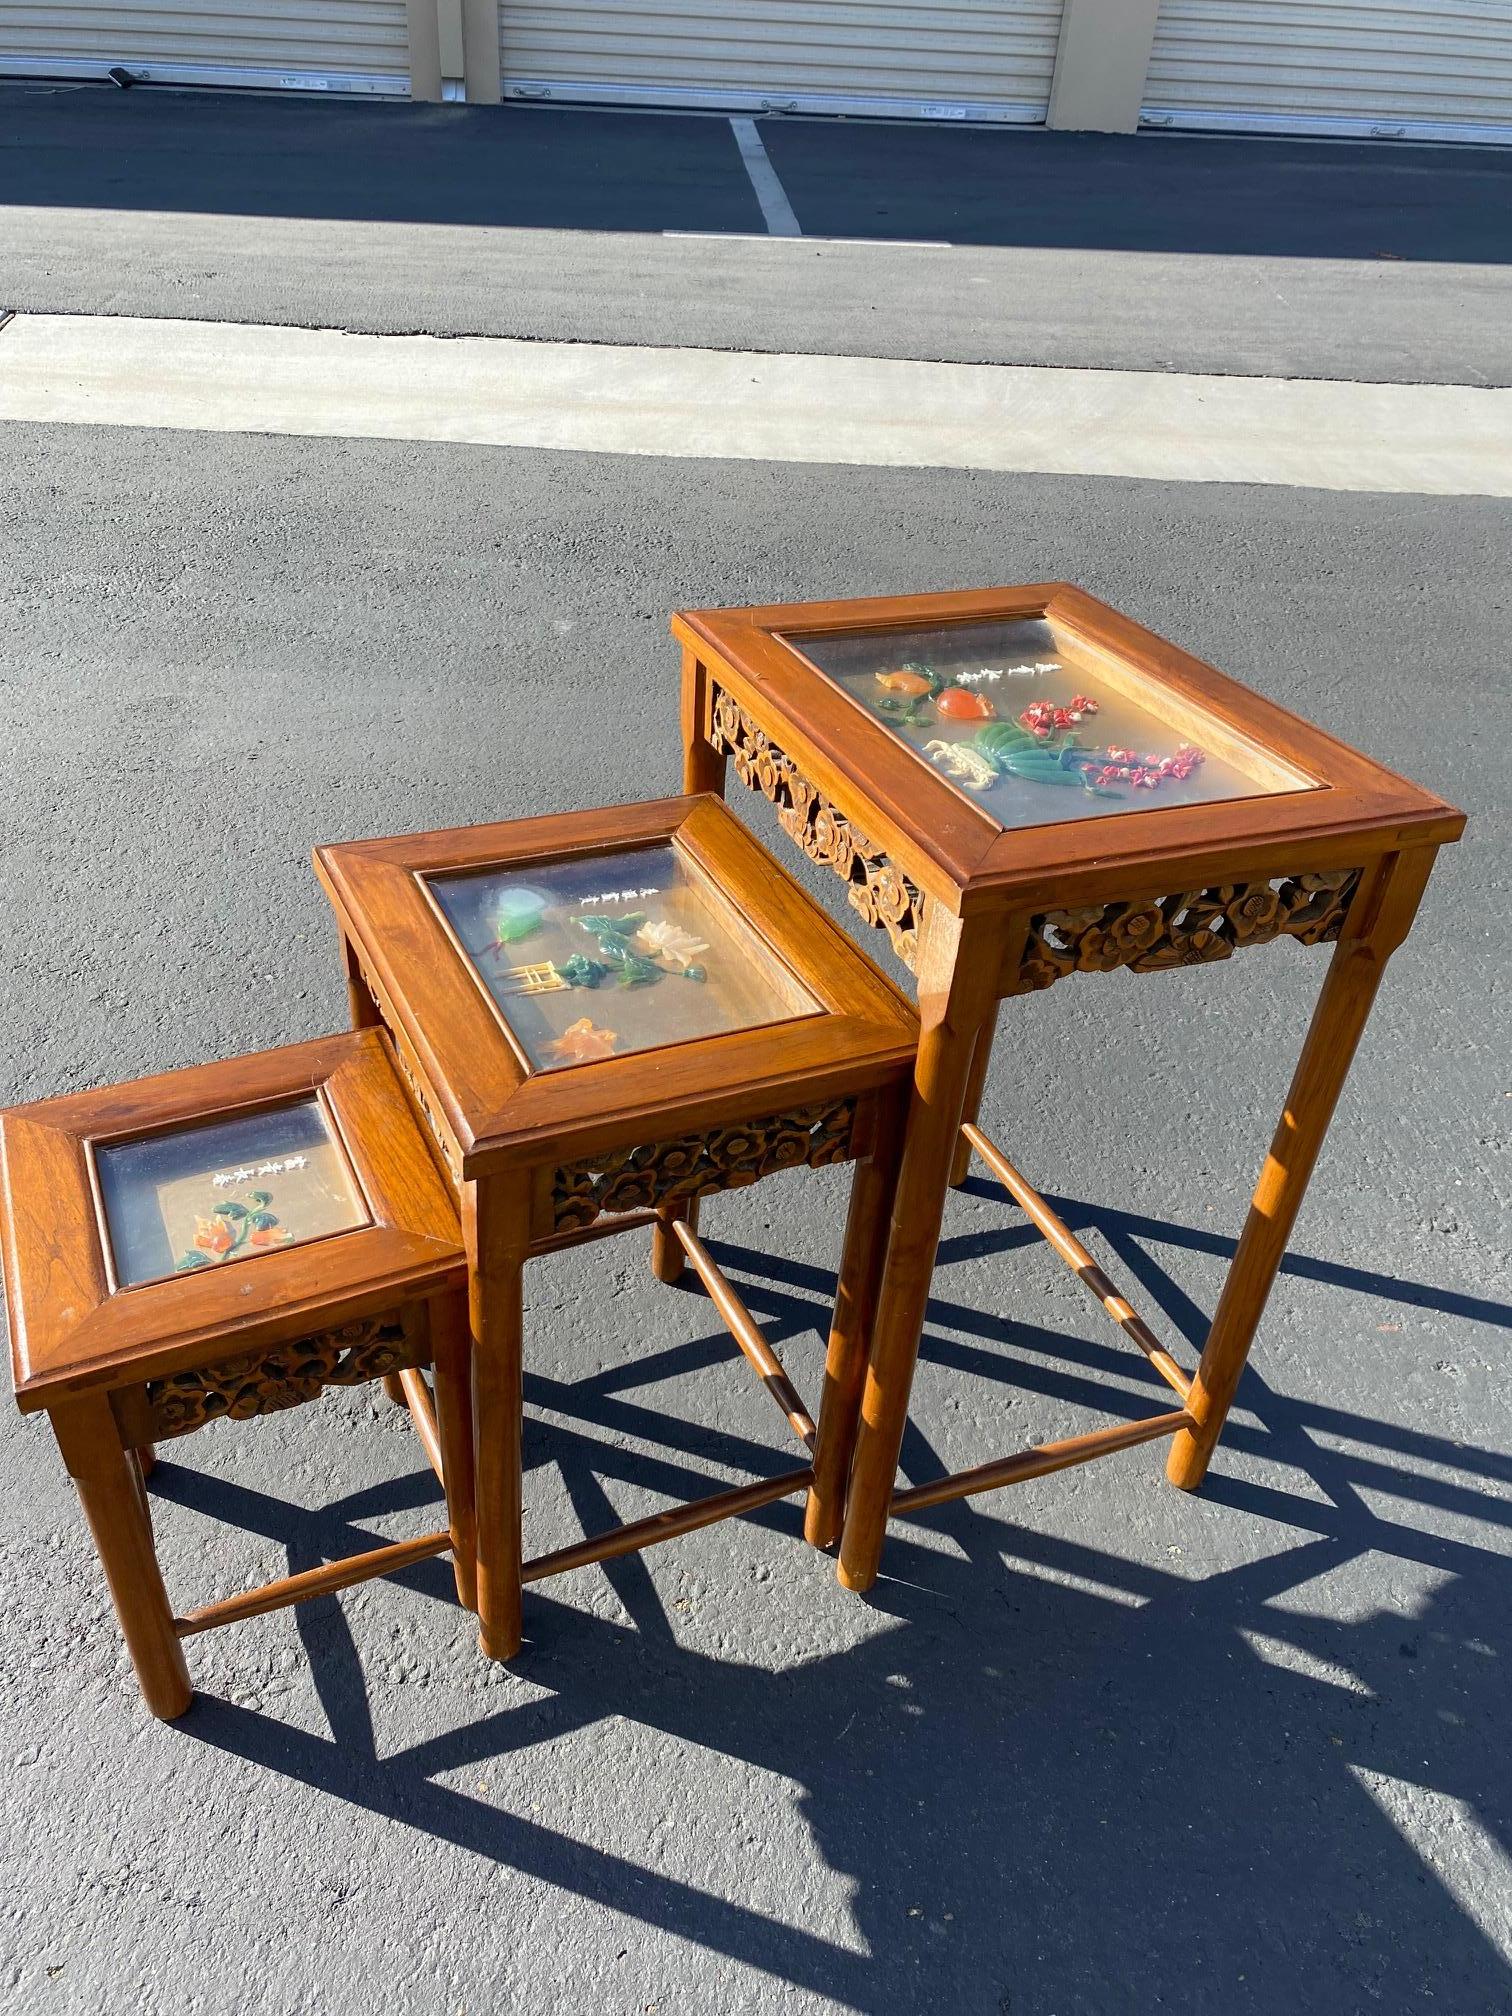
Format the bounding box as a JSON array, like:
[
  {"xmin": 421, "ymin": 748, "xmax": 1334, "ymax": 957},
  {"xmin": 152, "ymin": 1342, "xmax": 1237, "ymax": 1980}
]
[{"xmin": 935, "ymin": 686, "xmax": 996, "ymax": 721}]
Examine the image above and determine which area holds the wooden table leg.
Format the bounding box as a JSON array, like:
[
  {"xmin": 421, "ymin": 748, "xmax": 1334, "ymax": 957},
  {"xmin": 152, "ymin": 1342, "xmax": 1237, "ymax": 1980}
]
[
  {"xmin": 1168, "ymin": 847, "xmax": 1438, "ymax": 1491},
  {"xmin": 657, "ymin": 649, "xmax": 726, "ymax": 1285},
  {"xmin": 431, "ymin": 1287, "xmax": 478, "ymax": 1613},
  {"xmin": 680, "ymin": 645, "xmax": 728, "ymax": 798},
  {"xmin": 468, "ymin": 1175, "xmax": 530, "ymax": 1661},
  {"xmin": 134, "ymin": 1443, "xmax": 157, "ymax": 1481},
  {"xmin": 51, "ymin": 1395, "xmax": 193, "ymax": 1721},
  {"xmin": 651, "ymin": 1197, "xmax": 699, "ymax": 1284},
  {"xmin": 805, "ymin": 1097, "xmax": 905, "ymax": 1550},
  {"xmin": 837, "ymin": 906, "xmax": 1001, "ymax": 1592},
  {"xmin": 343, "ymin": 931, "xmax": 380, "ymax": 1030},
  {"xmin": 949, "ymin": 1010, "xmax": 999, "ymax": 1189}
]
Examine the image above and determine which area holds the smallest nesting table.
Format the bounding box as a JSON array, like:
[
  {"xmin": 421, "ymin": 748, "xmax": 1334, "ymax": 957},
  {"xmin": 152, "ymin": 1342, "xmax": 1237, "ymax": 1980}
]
[
  {"xmin": 315, "ymin": 795, "xmax": 919, "ymax": 1660},
  {"xmin": 0, "ymin": 1031, "xmax": 472, "ymax": 1719}
]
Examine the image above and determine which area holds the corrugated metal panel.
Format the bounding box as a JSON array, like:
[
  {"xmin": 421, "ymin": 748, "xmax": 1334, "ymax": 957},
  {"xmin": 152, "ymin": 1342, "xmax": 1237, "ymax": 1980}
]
[
  {"xmin": 500, "ymin": 1, "xmax": 1065, "ymax": 122},
  {"xmin": 1143, "ymin": 2, "xmax": 1512, "ymax": 143},
  {"xmin": 0, "ymin": 1, "xmax": 410, "ymax": 93}
]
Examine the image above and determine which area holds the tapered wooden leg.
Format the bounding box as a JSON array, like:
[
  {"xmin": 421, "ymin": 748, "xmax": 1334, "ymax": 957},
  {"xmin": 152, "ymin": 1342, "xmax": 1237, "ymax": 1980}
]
[
  {"xmin": 467, "ymin": 1176, "xmax": 529, "ymax": 1662},
  {"xmin": 680, "ymin": 646, "xmax": 728, "ymax": 797},
  {"xmin": 430, "ymin": 1288, "xmax": 478, "ymax": 1612},
  {"xmin": 651, "ymin": 1196, "xmax": 699, "ymax": 1283},
  {"xmin": 128, "ymin": 1443, "xmax": 155, "ymax": 1536},
  {"xmin": 133, "ymin": 1443, "xmax": 157, "ymax": 1481},
  {"xmin": 1168, "ymin": 849, "xmax": 1437, "ymax": 1490},
  {"xmin": 949, "ymin": 1010, "xmax": 998, "ymax": 1189},
  {"xmin": 805, "ymin": 1099, "xmax": 905, "ymax": 1549},
  {"xmin": 381, "ymin": 1373, "xmax": 407, "ymax": 1405},
  {"xmin": 838, "ymin": 906, "xmax": 1002, "ymax": 1593},
  {"xmin": 51, "ymin": 1395, "xmax": 192, "ymax": 1721}
]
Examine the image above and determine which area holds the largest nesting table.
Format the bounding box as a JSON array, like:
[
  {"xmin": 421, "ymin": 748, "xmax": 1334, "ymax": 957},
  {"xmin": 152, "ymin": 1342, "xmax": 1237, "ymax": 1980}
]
[{"xmin": 672, "ymin": 584, "xmax": 1466, "ymax": 1592}]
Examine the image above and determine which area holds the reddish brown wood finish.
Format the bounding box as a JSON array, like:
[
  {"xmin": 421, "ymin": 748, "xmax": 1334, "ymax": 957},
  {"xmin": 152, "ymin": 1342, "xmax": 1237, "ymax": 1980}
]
[
  {"xmin": 674, "ymin": 584, "xmax": 1465, "ymax": 1591},
  {"xmin": 674, "ymin": 585, "xmax": 1461, "ymax": 919},
  {"xmin": 4, "ymin": 1031, "xmax": 464, "ymax": 1405},
  {"xmin": 315, "ymin": 795, "xmax": 916, "ymax": 1178},
  {"xmin": 1, "ymin": 1031, "xmax": 473, "ymax": 1717},
  {"xmin": 316, "ymin": 795, "xmax": 920, "ymax": 1661}
]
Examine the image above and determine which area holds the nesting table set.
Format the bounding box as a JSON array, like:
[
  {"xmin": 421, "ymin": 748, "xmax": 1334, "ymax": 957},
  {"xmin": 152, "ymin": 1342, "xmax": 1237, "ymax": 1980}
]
[{"xmin": 3, "ymin": 585, "xmax": 1462, "ymax": 1719}]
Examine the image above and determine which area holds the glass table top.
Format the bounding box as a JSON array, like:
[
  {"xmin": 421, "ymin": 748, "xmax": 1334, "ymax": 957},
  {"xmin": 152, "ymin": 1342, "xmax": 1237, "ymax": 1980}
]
[
  {"xmin": 783, "ymin": 615, "xmax": 1306, "ymax": 830},
  {"xmin": 96, "ymin": 1098, "xmax": 369, "ymax": 1289},
  {"xmin": 428, "ymin": 841, "xmax": 818, "ymax": 1073}
]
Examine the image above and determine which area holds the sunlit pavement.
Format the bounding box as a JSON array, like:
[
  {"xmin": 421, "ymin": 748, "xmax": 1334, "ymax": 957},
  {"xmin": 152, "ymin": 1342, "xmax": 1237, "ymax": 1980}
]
[{"xmin": 0, "ymin": 81, "xmax": 1508, "ymax": 2016}]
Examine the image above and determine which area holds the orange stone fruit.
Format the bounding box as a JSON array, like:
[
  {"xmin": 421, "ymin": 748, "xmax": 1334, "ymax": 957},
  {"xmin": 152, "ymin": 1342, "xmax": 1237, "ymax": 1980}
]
[
  {"xmin": 935, "ymin": 686, "xmax": 997, "ymax": 721},
  {"xmin": 874, "ymin": 669, "xmax": 933, "ymax": 697}
]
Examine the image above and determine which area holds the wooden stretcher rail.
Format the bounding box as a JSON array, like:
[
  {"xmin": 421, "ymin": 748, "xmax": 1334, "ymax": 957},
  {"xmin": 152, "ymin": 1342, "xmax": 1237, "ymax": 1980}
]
[
  {"xmin": 521, "ymin": 1466, "xmax": 814, "ymax": 1584},
  {"xmin": 891, "ymin": 1410, "xmax": 1194, "ymax": 1515},
  {"xmin": 531, "ymin": 1209, "xmax": 658, "ymax": 1257},
  {"xmin": 672, "ymin": 1218, "xmax": 818, "ymax": 1450},
  {"xmin": 960, "ymin": 1123, "xmax": 1193, "ymax": 1404},
  {"xmin": 398, "ymin": 1367, "xmax": 445, "ymax": 1484},
  {"xmin": 174, "ymin": 1529, "xmax": 453, "ymax": 1637}
]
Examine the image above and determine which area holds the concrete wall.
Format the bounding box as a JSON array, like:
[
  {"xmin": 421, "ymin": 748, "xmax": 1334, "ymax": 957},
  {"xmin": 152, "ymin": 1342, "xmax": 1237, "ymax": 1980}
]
[
  {"xmin": 418, "ymin": 0, "xmax": 1161, "ymax": 127},
  {"xmin": 409, "ymin": 0, "xmax": 497, "ymax": 102},
  {"xmin": 1047, "ymin": 0, "xmax": 1162, "ymax": 134}
]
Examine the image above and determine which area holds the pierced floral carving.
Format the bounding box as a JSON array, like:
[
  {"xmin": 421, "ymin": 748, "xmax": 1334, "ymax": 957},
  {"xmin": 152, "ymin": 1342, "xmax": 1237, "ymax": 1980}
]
[
  {"xmin": 552, "ymin": 1100, "xmax": 857, "ymax": 1233},
  {"xmin": 1015, "ymin": 871, "xmax": 1363, "ymax": 992},
  {"xmin": 709, "ymin": 688, "xmax": 923, "ymax": 970},
  {"xmin": 144, "ymin": 1317, "xmax": 421, "ymax": 1440}
]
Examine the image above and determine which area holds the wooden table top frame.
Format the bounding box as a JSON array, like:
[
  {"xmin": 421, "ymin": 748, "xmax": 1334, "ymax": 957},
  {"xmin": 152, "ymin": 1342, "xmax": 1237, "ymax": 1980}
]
[
  {"xmin": 314, "ymin": 793, "xmax": 919, "ymax": 1660},
  {"xmin": 673, "ymin": 583, "xmax": 1466, "ymax": 1591},
  {"xmin": 1, "ymin": 1030, "xmax": 473, "ymax": 1719}
]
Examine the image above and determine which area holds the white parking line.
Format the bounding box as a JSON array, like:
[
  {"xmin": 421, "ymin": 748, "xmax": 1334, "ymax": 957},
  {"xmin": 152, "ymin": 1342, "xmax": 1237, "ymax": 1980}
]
[
  {"xmin": 729, "ymin": 118, "xmax": 803, "ymax": 239},
  {"xmin": 664, "ymin": 232, "xmax": 951, "ymax": 249},
  {"xmin": 2, "ymin": 313, "xmax": 1508, "ymax": 496}
]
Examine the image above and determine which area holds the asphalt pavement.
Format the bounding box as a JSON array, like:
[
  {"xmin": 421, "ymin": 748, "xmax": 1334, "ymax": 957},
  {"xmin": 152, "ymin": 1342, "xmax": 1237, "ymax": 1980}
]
[
  {"xmin": 3, "ymin": 83, "xmax": 1511, "ymax": 382},
  {"xmin": 0, "ymin": 420, "xmax": 1507, "ymax": 2014}
]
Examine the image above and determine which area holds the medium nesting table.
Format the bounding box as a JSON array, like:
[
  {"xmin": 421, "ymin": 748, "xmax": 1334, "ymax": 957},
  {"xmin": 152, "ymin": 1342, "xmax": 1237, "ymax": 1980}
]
[
  {"xmin": 314, "ymin": 794, "xmax": 918, "ymax": 1660},
  {"xmin": 672, "ymin": 584, "xmax": 1466, "ymax": 1591}
]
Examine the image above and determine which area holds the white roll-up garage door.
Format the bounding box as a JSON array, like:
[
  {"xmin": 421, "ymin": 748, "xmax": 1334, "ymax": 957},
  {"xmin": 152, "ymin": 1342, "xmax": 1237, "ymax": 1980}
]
[
  {"xmin": 0, "ymin": 2, "xmax": 411, "ymax": 95},
  {"xmin": 1142, "ymin": 2, "xmax": 1512, "ymax": 145},
  {"xmin": 499, "ymin": 1, "xmax": 1066, "ymax": 123}
]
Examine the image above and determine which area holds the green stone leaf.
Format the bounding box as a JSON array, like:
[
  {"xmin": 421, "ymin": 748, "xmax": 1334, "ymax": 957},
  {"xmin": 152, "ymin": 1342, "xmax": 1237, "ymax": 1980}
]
[
  {"xmin": 974, "ymin": 723, "xmax": 1036, "ymax": 759},
  {"xmin": 559, "ymin": 955, "xmax": 609, "ymax": 988}
]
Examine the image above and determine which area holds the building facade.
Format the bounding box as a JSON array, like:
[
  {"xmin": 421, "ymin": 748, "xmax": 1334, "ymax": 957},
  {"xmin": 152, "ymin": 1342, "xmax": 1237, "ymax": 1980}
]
[{"xmin": 3, "ymin": 2, "xmax": 1510, "ymax": 145}]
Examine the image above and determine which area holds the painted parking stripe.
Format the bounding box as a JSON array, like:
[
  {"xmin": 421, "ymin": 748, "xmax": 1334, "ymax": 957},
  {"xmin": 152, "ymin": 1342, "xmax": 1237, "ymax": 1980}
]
[
  {"xmin": 729, "ymin": 118, "xmax": 803, "ymax": 239},
  {"xmin": 1, "ymin": 313, "xmax": 1508, "ymax": 496}
]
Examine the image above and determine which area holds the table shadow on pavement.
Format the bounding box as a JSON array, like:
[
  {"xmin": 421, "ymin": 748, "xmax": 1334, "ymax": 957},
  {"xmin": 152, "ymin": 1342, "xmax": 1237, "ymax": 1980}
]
[{"xmin": 153, "ymin": 1199, "xmax": 1512, "ymax": 2014}]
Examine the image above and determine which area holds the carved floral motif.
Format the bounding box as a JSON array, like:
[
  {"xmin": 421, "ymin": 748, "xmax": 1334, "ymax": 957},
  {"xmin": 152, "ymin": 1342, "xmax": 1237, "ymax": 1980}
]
[
  {"xmin": 553, "ymin": 1100, "xmax": 857, "ymax": 1232},
  {"xmin": 709, "ymin": 688, "xmax": 923, "ymax": 970},
  {"xmin": 144, "ymin": 1317, "xmax": 420, "ymax": 1439},
  {"xmin": 1015, "ymin": 871, "xmax": 1362, "ymax": 992}
]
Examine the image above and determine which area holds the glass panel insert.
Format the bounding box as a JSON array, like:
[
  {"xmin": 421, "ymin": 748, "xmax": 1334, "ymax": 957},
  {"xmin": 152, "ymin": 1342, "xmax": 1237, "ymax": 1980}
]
[
  {"xmin": 784, "ymin": 615, "xmax": 1307, "ymax": 830},
  {"xmin": 428, "ymin": 841, "xmax": 817, "ymax": 1073},
  {"xmin": 97, "ymin": 1098, "xmax": 368, "ymax": 1289}
]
